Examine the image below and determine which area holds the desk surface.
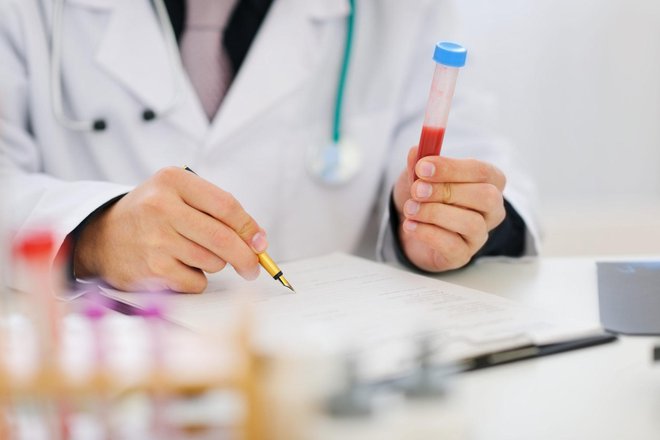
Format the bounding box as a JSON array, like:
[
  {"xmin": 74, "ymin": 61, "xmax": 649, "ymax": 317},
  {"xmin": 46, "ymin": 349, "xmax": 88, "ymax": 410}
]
[{"xmin": 438, "ymin": 256, "xmax": 660, "ymax": 440}]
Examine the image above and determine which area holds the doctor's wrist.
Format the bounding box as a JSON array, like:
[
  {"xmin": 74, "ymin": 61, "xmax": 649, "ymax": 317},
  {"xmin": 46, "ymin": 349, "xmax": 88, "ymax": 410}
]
[{"xmin": 70, "ymin": 195, "xmax": 126, "ymax": 281}]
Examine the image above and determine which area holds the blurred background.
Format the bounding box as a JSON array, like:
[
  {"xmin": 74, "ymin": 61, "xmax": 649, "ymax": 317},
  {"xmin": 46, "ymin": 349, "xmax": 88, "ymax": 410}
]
[{"xmin": 455, "ymin": 0, "xmax": 660, "ymax": 256}]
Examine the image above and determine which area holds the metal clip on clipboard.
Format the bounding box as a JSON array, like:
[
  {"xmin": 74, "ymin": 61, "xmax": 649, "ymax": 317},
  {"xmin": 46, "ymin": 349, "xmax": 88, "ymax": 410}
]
[{"xmin": 407, "ymin": 329, "xmax": 616, "ymax": 373}]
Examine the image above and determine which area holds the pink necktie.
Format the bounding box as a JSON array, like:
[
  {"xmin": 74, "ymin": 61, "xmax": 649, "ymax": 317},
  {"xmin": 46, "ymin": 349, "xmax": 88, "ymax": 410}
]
[{"xmin": 180, "ymin": 0, "xmax": 238, "ymax": 121}]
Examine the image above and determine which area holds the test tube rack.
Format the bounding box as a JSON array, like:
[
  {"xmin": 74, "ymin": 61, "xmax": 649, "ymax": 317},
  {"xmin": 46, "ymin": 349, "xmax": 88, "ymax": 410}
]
[{"xmin": 0, "ymin": 302, "xmax": 273, "ymax": 440}]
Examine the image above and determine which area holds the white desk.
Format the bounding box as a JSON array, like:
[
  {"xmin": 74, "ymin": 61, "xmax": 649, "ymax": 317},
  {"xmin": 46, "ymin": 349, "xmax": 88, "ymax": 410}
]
[{"xmin": 437, "ymin": 257, "xmax": 660, "ymax": 440}]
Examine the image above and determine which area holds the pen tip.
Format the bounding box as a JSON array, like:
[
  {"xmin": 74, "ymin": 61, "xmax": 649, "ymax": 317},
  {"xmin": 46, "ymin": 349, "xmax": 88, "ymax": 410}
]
[{"xmin": 279, "ymin": 276, "xmax": 295, "ymax": 293}]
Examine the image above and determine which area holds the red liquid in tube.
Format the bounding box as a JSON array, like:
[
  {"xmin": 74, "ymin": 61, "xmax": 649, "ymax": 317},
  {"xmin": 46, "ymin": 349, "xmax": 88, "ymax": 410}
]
[
  {"xmin": 415, "ymin": 126, "xmax": 446, "ymax": 179},
  {"xmin": 418, "ymin": 126, "xmax": 446, "ymax": 158}
]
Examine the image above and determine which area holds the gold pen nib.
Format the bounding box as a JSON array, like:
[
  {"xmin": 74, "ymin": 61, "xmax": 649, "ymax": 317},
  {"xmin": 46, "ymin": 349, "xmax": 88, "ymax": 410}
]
[
  {"xmin": 277, "ymin": 275, "xmax": 295, "ymax": 293},
  {"xmin": 257, "ymin": 252, "xmax": 295, "ymax": 293}
]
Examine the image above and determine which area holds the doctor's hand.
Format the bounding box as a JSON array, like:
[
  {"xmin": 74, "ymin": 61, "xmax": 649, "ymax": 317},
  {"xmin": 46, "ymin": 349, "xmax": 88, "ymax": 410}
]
[
  {"xmin": 392, "ymin": 147, "xmax": 507, "ymax": 272},
  {"xmin": 73, "ymin": 167, "xmax": 267, "ymax": 293}
]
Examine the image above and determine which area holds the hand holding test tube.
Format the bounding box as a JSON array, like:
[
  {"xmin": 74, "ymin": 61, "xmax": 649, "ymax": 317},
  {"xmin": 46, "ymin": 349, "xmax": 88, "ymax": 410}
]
[{"xmin": 393, "ymin": 42, "xmax": 509, "ymax": 272}]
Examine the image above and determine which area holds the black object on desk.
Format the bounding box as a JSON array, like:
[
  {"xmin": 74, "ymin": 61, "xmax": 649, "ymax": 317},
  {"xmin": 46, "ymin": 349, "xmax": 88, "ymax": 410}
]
[
  {"xmin": 462, "ymin": 333, "xmax": 617, "ymax": 372},
  {"xmin": 597, "ymin": 261, "xmax": 660, "ymax": 335}
]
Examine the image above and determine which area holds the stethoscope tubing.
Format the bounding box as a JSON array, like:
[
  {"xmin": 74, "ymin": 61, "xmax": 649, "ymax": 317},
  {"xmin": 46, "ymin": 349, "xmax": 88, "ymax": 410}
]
[{"xmin": 332, "ymin": 0, "xmax": 355, "ymax": 145}]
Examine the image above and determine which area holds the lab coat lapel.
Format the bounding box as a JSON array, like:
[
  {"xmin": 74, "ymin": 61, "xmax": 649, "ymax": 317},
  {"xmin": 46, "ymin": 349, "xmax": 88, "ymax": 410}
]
[
  {"xmin": 93, "ymin": 0, "xmax": 207, "ymax": 142},
  {"xmin": 207, "ymin": 0, "xmax": 351, "ymax": 146}
]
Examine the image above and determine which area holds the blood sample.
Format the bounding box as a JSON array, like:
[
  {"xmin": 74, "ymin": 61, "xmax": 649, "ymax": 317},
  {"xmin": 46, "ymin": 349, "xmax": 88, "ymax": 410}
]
[{"xmin": 414, "ymin": 42, "xmax": 467, "ymax": 179}]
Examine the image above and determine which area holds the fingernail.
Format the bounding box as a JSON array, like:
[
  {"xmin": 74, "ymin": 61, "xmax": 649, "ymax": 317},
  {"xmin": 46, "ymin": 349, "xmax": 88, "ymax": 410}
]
[
  {"xmin": 417, "ymin": 161, "xmax": 435, "ymax": 178},
  {"xmin": 404, "ymin": 200, "xmax": 420, "ymax": 216},
  {"xmin": 251, "ymin": 232, "xmax": 268, "ymax": 253},
  {"xmin": 416, "ymin": 182, "xmax": 433, "ymax": 199},
  {"xmin": 403, "ymin": 220, "xmax": 418, "ymax": 232}
]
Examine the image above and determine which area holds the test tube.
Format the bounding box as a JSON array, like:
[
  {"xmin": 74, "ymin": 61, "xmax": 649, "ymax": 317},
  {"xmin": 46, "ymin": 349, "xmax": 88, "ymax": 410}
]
[
  {"xmin": 83, "ymin": 295, "xmax": 113, "ymax": 438},
  {"xmin": 414, "ymin": 42, "xmax": 467, "ymax": 179},
  {"xmin": 12, "ymin": 231, "xmax": 68, "ymax": 439},
  {"xmin": 138, "ymin": 298, "xmax": 172, "ymax": 439}
]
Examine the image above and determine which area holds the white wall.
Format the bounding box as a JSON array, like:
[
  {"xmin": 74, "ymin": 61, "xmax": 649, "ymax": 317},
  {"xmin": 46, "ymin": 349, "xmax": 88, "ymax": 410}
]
[{"xmin": 454, "ymin": 0, "xmax": 660, "ymax": 254}]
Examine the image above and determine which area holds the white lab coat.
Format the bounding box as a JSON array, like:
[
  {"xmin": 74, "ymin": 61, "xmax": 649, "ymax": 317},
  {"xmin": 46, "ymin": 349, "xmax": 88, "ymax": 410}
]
[{"xmin": 0, "ymin": 0, "xmax": 539, "ymax": 285}]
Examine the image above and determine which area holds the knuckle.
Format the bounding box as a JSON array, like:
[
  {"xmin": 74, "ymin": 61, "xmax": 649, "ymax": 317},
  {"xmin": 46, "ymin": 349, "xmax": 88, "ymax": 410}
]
[
  {"xmin": 145, "ymin": 254, "xmax": 169, "ymax": 277},
  {"xmin": 474, "ymin": 161, "xmax": 491, "ymax": 182},
  {"xmin": 186, "ymin": 274, "xmax": 208, "ymax": 294},
  {"xmin": 154, "ymin": 166, "xmax": 181, "ymax": 185},
  {"xmin": 218, "ymin": 191, "xmax": 239, "ymax": 210},
  {"xmin": 237, "ymin": 218, "xmax": 258, "ymax": 238},
  {"xmin": 193, "ymin": 248, "xmax": 227, "ymax": 273},
  {"xmin": 437, "ymin": 158, "xmax": 454, "ymax": 178},
  {"xmin": 144, "ymin": 225, "xmax": 169, "ymax": 251},
  {"xmin": 170, "ymin": 273, "xmax": 208, "ymax": 294},
  {"xmin": 208, "ymin": 259, "xmax": 227, "ymax": 273},
  {"xmin": 208, "ymin": 226, "xmax": 231, "ymax": 250},
  {"xmin": 493, "ymin": 207, "xmax": 507, "ymax": 227},
  {"xmin": 140, "ymin": 190, "xmax": 167, "ymax": 215},
  {"xmin": 484, "ymin": 184, "xmax": 502, "ymax": 205}
]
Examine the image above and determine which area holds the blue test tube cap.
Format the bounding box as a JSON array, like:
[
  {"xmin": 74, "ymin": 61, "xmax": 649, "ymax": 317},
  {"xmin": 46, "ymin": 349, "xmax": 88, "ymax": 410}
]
[{"xmin": 433, "ymin": 41, "xmax": 467, "ymax": 68}]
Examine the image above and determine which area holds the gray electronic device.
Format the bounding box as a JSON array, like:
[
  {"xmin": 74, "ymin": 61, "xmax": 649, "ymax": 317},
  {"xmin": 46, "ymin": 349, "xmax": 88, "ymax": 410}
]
[{"xmin": 597, "ymin": 261, "xmax": 660, "ymax": 335}]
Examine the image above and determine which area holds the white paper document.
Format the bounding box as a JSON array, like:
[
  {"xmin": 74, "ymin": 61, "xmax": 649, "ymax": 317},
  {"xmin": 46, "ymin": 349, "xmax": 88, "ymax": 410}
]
[{"xmin": 102, "ymin": 253, "xmax": 602, "ymax": 378}]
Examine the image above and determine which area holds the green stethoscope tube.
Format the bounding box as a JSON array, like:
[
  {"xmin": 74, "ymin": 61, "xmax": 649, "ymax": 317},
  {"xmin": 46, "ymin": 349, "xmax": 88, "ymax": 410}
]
[{"xmin": 332, "ymin": 0, "xmax": 355, "ymax": 144}]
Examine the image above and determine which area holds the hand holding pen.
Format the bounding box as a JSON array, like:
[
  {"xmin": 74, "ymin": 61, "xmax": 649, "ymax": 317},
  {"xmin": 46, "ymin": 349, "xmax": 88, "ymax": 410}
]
[
  {"xmin": 73, "ymin": 166, "xmax": 293, "ymax": 293},
  {"xmin": 183, "ymin": 166, "xmax": 293, "ymax": 291}
]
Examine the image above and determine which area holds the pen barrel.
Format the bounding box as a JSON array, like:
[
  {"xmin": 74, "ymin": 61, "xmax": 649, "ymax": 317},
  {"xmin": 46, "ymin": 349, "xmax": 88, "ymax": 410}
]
[{"xmin": 257, "ymin": 253, "xmax": 281, "ymax": 279}]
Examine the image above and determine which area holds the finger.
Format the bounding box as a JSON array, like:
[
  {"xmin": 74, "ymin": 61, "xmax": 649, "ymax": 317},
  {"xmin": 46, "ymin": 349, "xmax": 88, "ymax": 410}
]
[
  {"xmin": 401, "ymin": 220, "xmax": 472, "ymax": 270},
  {"xmin": 410, "ymin": 181, "xmax": 506, "ymax": 229},
  {"xmin": 160, "ymin": 168, "xmax": 265, "ymax": 250},
  {"xmin": 168, "ymin": 233, "xmax": 227, "ymax": 274},
  {"xmin": 169, "ymin": 204, "xmax": 260, "ymax": 280},
  {"xmin": 414, "ymin": 157, "xmax": 506, "ymax": 191},
  {"xmin": 402, "ymin": 201, "xmax": 488, "ymax": 251},
  {"xmin": 139, "ymin": 254, "xmax": 209, "ymax": 294},
  {"xmin": 163, "ymin": 260, "xmax": 209, "ymax": 294}
]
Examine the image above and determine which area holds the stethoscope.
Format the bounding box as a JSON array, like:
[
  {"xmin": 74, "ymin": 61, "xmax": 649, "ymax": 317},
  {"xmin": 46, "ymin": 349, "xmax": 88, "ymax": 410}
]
[{"xmin": 48, "ymin": 0, "xmax": 360, "ymax": 186}]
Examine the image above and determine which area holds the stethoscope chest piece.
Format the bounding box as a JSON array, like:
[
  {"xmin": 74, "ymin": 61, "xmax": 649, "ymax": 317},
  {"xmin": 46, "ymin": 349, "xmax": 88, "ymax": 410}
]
[{"xmin": 306, "ymin": 138, "xmax": 361, "ymax": 186}]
